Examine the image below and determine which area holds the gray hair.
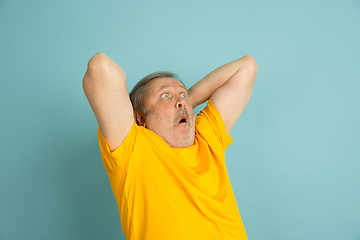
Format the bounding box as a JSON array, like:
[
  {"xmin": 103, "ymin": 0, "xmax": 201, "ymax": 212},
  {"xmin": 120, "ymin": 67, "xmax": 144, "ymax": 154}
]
[{"xmin": 129, "ymin": 71, "xmax": 184, "ymax": 116}]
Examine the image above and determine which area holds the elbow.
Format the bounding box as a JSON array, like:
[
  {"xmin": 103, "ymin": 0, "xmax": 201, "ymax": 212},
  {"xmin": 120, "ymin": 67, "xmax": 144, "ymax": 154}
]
[
  {"xmin": 84, "ymin": 52, "xmax": 126, "ymax": 83},
  {"xmin": 243, "ymin": 55, "xmax": 258, "ymax": 69},
  {"xmin": 87, "ymin": 52, "xmax": 111, "ymax": 72},
  {"xmin": 83, "ymin": 52, "xmax": 110, "ymax": 94},
  {"xmin": 82, "ymin": 52, "xmax": 126, "ymax": 95},
  {"xmin": 241, "ymin": 55, "xmax": 258, "ymax": 78}
]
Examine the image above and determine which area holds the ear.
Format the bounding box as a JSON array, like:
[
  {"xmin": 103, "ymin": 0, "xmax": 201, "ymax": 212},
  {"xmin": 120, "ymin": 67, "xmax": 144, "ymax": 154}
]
[{"xmin": 134, "ymin": 110, "xmax": 147, "ymax": 127}]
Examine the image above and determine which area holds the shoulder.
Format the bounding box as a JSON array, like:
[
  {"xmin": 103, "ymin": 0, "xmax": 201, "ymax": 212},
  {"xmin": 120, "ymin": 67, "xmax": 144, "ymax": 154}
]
[
  {"xmin": 98, "ymin": 121, "xmax": 138, "ymax": 167},
  {"xmin": 196, "ymin": 99, "xmax": 233, "ymax": 149}
]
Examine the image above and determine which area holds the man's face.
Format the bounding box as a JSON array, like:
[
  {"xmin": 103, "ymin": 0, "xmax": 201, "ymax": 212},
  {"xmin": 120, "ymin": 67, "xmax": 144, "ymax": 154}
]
[{"xmin": 141, "ymin": 77, "xmax": 195, "ymax": 148}]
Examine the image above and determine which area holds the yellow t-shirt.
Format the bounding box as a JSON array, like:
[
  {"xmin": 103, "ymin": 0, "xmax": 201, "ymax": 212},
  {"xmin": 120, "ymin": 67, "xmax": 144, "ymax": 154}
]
[{"xmin": 98, "ymin": 99, "xmax": 247, "ymax": 240}]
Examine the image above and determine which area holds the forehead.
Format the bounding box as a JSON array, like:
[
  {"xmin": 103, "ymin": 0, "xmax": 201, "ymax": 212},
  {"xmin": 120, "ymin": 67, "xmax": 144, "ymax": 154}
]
[{"xmin": 147, "ymin": 77, "xmax": 187, "ymax": 93}]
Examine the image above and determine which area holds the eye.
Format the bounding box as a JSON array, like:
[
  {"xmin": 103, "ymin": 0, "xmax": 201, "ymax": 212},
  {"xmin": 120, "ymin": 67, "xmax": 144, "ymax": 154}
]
[
  {"xmin": 161, "ymin": 93, "xmax": 169, "ymax": 99},
  {"xmin": 180, "ymin": 93, "xmax": 186, "ymax": 98}
]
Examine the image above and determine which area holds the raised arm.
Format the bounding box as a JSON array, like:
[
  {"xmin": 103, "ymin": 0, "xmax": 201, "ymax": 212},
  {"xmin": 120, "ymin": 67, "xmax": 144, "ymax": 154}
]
[
  {"xmin": 188, "ymin": 55, "xmax": 258, "ymax": 133},
  {"xmin": 82, "ymin": 53, "xmax": 134, "ymax": 152}
]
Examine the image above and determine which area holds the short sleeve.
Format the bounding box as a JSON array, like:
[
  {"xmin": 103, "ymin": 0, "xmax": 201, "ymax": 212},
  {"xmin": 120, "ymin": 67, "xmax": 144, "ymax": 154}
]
[
  {"xmin": 98, "ymin": 121, "xmax": 137, "ymax": 174},
  {"xmin": 196, "ymin": 98, "xmax": 233, "ymax": 149}
]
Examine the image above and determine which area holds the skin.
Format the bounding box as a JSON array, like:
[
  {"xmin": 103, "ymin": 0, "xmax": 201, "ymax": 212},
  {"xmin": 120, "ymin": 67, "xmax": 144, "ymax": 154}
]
[
  {"xmin": 83, "ymin": 52, "xmax": 257, "ymax": 152},
  {"xmin": 134, "ymin": 77, "xmax": 196, "ymax": 148}
]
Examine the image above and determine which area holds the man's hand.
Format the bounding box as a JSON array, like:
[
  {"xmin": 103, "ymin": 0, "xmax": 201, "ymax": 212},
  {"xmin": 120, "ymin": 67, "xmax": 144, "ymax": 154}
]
[{"xmin": 188, "ymin": 55, "xmax": 258, "ymax": 133}]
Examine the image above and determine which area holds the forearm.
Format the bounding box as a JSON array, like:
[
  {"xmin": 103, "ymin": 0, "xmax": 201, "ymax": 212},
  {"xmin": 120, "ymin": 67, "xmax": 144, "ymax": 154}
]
[{"xmin": 187, "ymin": 55, "xmax": 256, "ymax": 108}]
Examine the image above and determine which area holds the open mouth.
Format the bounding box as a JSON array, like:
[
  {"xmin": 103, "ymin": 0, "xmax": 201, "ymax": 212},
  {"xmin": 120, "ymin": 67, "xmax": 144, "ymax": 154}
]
[
  {"xmin": 178, "ymin": 116, "xmax": 188, "ymax": 124},
  {"xmin": 179, "ymin": 118, "xmax": 187, "ymax": 123},
  {"xmin": 176, "ymin": 110, "xmax": 190, "ymax": 125}
]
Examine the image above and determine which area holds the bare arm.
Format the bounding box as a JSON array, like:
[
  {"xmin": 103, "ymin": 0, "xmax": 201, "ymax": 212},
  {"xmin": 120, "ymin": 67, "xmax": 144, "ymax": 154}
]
[
  {"xmin": 82, "ymin": 53, "xmax": 134, "ymax": 152},
  {"xmin": 188, "ymin": 55, "xmax": 258, "ymax": 133}
]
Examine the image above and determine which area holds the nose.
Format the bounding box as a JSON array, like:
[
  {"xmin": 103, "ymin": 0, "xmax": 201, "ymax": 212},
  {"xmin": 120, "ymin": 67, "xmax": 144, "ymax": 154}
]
[{"xmin": 176, "ymin": 100, "xmax": 185, "ymax": 109}]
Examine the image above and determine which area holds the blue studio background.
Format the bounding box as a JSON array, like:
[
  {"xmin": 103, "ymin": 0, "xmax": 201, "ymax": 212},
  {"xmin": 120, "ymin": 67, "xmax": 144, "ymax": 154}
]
[{"xmin": 1, "ymin": 0, "xmax": 359, "ymax": 239}]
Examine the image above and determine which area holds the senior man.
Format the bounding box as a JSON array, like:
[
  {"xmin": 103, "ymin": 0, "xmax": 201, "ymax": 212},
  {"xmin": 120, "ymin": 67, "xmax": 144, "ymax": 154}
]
[{"xmin": 83, "ymin": 52, "xmax": 257, "ymax": 240}]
